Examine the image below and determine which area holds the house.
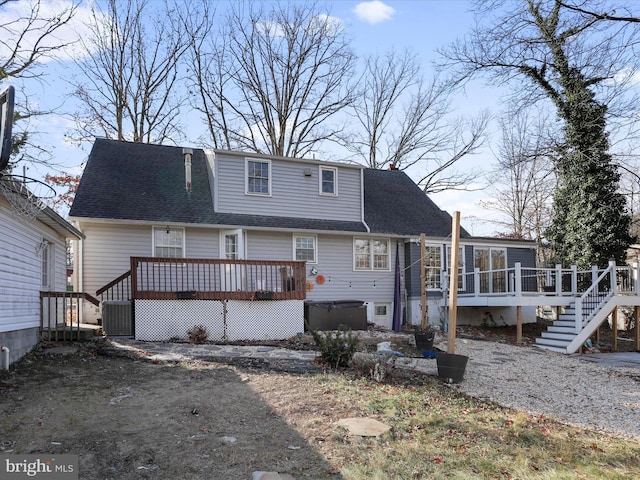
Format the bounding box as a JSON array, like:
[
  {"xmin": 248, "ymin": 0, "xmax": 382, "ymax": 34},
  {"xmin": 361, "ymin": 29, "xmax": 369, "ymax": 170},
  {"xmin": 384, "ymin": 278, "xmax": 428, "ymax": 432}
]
[
  {"xmin": 0, "ymin": 176, "xmax": 84, "ymax": 368},
  {"xmin": 68, "ymin": 138, "xmax": 538, "ymax": 342}
]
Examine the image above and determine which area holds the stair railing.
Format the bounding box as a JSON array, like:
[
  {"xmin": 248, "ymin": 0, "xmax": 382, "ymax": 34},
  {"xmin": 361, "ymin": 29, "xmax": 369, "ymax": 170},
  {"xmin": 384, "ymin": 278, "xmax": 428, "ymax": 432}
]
[{"xmin": 574, "ymin": 261, "xmax": 616, "ymax": 333}]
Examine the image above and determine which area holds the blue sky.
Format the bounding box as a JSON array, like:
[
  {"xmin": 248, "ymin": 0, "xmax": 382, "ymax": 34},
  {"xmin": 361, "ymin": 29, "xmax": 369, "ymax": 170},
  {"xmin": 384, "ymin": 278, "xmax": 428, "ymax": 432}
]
[{"xmin": 3, "ymin": 0, "xmax": 511, "ymax": 235}]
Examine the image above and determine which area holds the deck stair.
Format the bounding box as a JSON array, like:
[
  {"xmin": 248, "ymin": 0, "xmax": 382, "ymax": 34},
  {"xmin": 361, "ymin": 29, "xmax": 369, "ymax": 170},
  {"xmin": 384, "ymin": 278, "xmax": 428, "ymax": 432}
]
[{"xmin": 535, "ymin": 266, "xmax": 620, "ymax": 354}]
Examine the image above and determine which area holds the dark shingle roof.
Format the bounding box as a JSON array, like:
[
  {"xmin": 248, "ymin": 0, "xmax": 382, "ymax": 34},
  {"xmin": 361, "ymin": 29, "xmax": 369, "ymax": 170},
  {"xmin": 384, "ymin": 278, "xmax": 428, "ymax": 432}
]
[
  {"xmin": 71, "ymin": 139, "xmax": 464, "ymax": 237},
  {"xmin": 363, "ymin": 168, "xmax": 470, "ymax": 238},
  {"xmin": 70, "ymin": 138, "xmax": 367, "ymax": 232},
  {"xmin": 70, "ymin": 138, "xmax": 216, "ymax": 224}
]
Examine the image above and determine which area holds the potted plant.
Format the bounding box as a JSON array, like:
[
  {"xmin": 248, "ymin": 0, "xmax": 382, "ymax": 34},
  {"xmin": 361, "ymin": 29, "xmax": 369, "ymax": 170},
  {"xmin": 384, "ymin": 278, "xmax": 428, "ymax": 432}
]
[
  {"xmin": 414, "ymin": 315, "xmax": 435, "ymax": 351},
  {"xmin": 255, "ymin": 290, "xmax": 274, "ymax": 300}
]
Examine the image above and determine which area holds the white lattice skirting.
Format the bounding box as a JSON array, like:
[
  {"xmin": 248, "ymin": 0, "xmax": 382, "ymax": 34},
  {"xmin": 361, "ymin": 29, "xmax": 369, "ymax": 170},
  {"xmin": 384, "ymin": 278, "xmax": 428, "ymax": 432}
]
[{"xmin": 134, "ymin": 299, "xmax": 304, "ymax": 341}]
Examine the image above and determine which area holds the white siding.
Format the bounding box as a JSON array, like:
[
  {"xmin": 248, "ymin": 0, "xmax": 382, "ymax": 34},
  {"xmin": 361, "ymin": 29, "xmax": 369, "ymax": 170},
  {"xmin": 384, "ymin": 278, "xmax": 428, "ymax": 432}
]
[
  {"xmin": 78, "ymin": 222, "xmax": 222, "ymax": 296},
  {"xmin": 247, "ymin": 230, "xmax": 399, "ymax": 307},
  {"xmin": 215, "ymin": 153, "xmax": 362, "ymax": 222},
  {"xmin": 305, "ymin": 234, "xmax": 399, "ymax": 306},
  {"xmin": 77, "ymin": 221, "xmax": 401, "ymax": 324},
  {"xmin": 1, "ymin": 200, "xmax": 68, "ymax": 333}
]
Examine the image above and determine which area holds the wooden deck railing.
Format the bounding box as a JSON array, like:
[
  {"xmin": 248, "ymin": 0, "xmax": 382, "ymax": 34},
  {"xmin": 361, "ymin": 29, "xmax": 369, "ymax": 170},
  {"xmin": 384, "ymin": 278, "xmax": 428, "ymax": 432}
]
[
  {"xmin": 96, "ymin": 270, "xmax": 132, "ymax": 301},
  {"xmin": 40, "ymin": 291, "xmax": 100, "ymax": 341},
  {"xmin": 130, "ymin": 257, "xmax": 307, "ymax": 301}
]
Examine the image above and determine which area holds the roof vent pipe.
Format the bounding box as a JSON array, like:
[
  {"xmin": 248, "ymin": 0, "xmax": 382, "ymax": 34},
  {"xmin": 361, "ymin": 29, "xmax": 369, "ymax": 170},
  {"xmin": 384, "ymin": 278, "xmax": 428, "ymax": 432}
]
[{"xmin": 183, "ymin": 148, "xmax": 193, "ymax": 192}]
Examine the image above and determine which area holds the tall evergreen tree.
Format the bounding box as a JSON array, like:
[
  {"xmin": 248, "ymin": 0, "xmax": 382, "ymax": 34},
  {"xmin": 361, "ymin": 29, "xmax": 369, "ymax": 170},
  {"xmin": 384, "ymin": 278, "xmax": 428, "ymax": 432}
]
[{"xmin": 546, "ymin": 72, "xmax": 632, "ymax": 267}]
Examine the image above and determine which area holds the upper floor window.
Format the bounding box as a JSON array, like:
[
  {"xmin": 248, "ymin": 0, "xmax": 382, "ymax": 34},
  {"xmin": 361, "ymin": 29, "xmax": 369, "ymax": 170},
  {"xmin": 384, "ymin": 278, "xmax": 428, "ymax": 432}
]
[
  {"xmin": 319, "ymin": 166, "xmax": 337, "ymax": 196},
  {"xmin": 154, "ymin": 227, "xmax": 184, "ymax": 258},
  {"xmin": 354, "ymin": 238, "xmax": 390, "ymax": 271},
  {"xmin": 246, "ymin": 159, "xmax": 271, "ymax": 195},
  {"xmin": 293, "ymin": 234, "xmax": 317, "ymax": 263}
]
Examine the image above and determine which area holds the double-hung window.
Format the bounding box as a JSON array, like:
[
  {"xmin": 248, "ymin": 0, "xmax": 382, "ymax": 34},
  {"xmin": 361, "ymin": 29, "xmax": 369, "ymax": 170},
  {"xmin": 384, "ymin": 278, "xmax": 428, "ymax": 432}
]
[
  {"xmin": 41, "ymin": 240, "xmax": 52, "ymax": 289},
  {"xmin": 446, "ymin": 245, "xmax": 465, "ymax": 291},
  {"xmin": 293, "ymin": 235, "xmax": 317, "ymax": 263},
  {"xmin": 319, "ymin": 166, "xmax": 337, "ymax": 196},
  {"xmin": 424, "ymin": 245, "xmax": 442, "ymax": 289},
  {"xmin": 246, "ymin": 159, "xmax": 271, "ymax": 195},
  {"xmin": 354, "ymin": 238, "xmax": 390, "ymax": 271},
  {"xmin": 154, "ymin": 227, "xmax": 184, "ymax": 258}
]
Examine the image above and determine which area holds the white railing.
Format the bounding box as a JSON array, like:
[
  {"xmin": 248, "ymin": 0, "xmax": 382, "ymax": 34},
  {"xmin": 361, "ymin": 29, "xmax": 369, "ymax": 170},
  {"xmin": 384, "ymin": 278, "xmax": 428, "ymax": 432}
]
[
  {"xmin": 456, "ymin": 261, "xmax": 639, "ymax": 300},
  {"xmin": 574, "ymin": 262, "xmax": 616, "ymax": 333}
]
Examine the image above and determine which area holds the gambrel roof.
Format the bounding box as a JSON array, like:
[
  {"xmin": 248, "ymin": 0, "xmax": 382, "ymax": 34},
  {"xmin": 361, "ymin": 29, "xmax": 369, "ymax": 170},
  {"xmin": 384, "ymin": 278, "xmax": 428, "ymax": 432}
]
[{"xmin": 70, "ymin": 138, "xmax": 467, "ymax": 238}]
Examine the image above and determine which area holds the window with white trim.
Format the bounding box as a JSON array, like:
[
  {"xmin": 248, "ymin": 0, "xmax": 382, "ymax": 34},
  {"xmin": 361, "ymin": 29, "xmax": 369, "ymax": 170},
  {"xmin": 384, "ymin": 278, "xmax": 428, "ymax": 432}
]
[
  {"xmin": 293, "ymin": 235, "xmax": 317, "ymax": 263},
  {"xmin": 446, "ymin": 245, "xmax": 465, "ymax": 291},
  {"xmin": 246, "ymin": 159, "xmax": 271, "ymax": 195},
  {"xmin": 424, "ymin": 245, "xmax": 442, "ymax": 289},
  {"xmin": 354, "ymin": 238, "xmax": 389, "ymax": 271},
  {"xmin": 153, "ymin": 227, "xmax": 184, "ymax": 258},
  {"xmin": 319, "ymin": 166, "xmax": 337, "ymax": 195},
  {"xmin": 474, "ymin": 247, "xmax": 507, "ymax": 293},
  {"xmin": 41, "ymin": 240, "xmax": 51, "ymax": 289}
]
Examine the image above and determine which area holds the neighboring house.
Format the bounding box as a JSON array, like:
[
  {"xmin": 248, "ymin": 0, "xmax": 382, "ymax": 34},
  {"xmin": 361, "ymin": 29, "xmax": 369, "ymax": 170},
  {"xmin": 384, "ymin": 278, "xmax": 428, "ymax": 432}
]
[
  {"xmin": 0, "ymin": 183, "xmax": 84, "ymax": 368},
  {"xmin": 68, "ymin": 138, "xmax": 537, "ymax": 339}
]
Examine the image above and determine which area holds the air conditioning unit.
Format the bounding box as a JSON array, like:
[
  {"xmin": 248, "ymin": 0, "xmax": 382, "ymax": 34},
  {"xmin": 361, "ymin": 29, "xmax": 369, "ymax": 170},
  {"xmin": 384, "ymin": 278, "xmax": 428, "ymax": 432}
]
[{"xmin": 102, "ymin": 301, "xmax": 132, "ymax": 336}]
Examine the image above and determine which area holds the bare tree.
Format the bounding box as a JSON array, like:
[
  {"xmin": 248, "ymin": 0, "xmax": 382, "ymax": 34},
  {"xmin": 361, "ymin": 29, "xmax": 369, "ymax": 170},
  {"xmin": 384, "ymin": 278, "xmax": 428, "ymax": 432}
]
[
  {"xmin": 0, "ymin": 0, "xmax": 79, "ymax": 168},
  {"xmin": 69, "ymin": 0, "xmax": 197, "ymax": 144},
  {"xmin": 0, "ymin": 0, "xmax": 78, "ymax": 80},
  {"xmin": 339, "ymin": 49, "xmax": 488, "ymax": 193},
  {"xmin": 187, "ymin": 0, "xmax": 356, "ymax": 158},
  {"xmin": 481, "ymin": 109, "xmax": 556, "ymax": 258}
]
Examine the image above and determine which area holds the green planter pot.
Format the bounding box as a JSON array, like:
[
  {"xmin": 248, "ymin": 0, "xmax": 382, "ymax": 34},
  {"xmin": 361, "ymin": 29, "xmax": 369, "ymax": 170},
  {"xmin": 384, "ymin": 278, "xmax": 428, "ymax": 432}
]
[{"xmin": 436, "ymin": 351, "xmax": 469, "ymax": 384}]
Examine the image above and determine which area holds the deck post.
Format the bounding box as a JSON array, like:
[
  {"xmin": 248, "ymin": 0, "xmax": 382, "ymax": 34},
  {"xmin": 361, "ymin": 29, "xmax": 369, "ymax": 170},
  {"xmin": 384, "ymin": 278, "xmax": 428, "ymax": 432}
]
[
  {"xmin": 634, "ymin": 262, "xmax": 640, "ymax": 295},
  {"xmin": 555, "ymin": 264, "xmax": 562, "ymax": 295},
  {"xmin": 516, "ymin": 305, "xmax": 522, "ymax": 344},
  {"xmin": 612, "ymin": 307, "xmax": 618, "ymax": 352},
  {"xmin": 447, "ymin": 212, "xmax": 461, "ymax": 354},
  {"xmin": 635, "ymin": 306, "xmax": 640, "ymax": 351},
  {"xmin": 420, "ymin": 233, "xmax": 427, "ymax": 331},
  {"xmin": 575, "ymin": 300, "xmax": 582, "ymax": 334},
  {"xmin": 570, "ymin": 265, "xmax": 578, "ymax": 295},
  {"xmin": 609, "ymin": 260, "xmax": 617, "ymax": 295},
  {"xmin": 514, "ymin": 262, "xmax": 522, "ymax": 296},
  {"xmin": 474, "ymin": 267, "xmax": 480, "ymax": 295}
]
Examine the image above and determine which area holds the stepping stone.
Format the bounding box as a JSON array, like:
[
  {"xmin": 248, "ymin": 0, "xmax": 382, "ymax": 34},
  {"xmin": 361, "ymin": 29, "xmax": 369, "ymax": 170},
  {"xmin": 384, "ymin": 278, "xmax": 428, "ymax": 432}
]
[
  {"xmin": 252, "ymin": 472, "xmax": 295, "ymax": 480},
  {"xmin": 148, "ymin": 353, "xmax": 182, "ymax": 363},
  {"xmin": 337, "ymin": 417, "xmax": 391, "ymax": 437}
]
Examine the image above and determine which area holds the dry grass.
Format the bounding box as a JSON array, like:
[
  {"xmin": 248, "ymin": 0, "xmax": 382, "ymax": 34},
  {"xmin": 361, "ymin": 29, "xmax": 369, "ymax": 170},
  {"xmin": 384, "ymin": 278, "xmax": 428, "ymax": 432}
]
[{"xmin": 249, "ymin": 370, "xmax": 640, "ymax": 479}]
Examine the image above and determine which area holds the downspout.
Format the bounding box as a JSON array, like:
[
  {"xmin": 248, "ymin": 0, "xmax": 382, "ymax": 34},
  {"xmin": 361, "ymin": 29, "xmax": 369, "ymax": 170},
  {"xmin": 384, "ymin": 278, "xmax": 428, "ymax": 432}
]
[
  {"xmin": 1, "ymin": 346, "xmax": 9, "ymax": 370},
  {"xmin": 360, "ymin": 169, "xmax": 370, "ymax": 233}
]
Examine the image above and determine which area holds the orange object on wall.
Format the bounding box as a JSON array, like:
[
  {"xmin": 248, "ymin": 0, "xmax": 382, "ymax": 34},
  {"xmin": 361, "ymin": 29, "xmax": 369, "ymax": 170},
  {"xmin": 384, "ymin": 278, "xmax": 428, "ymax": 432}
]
[{"xmin": 315, "ymin": 274, "xmax": 325, "ymax": 285}]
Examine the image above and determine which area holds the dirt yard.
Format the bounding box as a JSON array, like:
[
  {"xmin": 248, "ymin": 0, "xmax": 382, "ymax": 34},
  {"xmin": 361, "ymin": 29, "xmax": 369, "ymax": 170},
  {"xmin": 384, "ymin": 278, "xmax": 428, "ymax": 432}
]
[
  {"xmin": 0, "ymin": 323, "xmax": 637, "ymax": 479},
  {"xmin": 0, "ymin": 342, "xmax": 353, "ymax": 479}
]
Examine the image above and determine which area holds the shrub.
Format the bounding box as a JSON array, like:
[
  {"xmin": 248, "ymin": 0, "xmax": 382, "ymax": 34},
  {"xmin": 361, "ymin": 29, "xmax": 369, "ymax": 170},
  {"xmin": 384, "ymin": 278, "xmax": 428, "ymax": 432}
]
[
  {"xmin": 308, "ymin": 325, "xmax": 360, "ymax": 369},
  {"xmin": 187, "ymin": 324, "xmax": 208, "ymax": 344}
]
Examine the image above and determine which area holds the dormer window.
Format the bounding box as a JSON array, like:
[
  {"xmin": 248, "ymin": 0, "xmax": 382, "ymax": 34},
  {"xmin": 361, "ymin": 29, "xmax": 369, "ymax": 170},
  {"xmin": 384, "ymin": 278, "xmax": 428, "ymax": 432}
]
[
  {"xmin": 246, "ymin": 159, "xmax": 271, "ymax": 196},
  {"xmin": 319, "ymin": 166, "xmax": 337, "ymax": 196}
]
